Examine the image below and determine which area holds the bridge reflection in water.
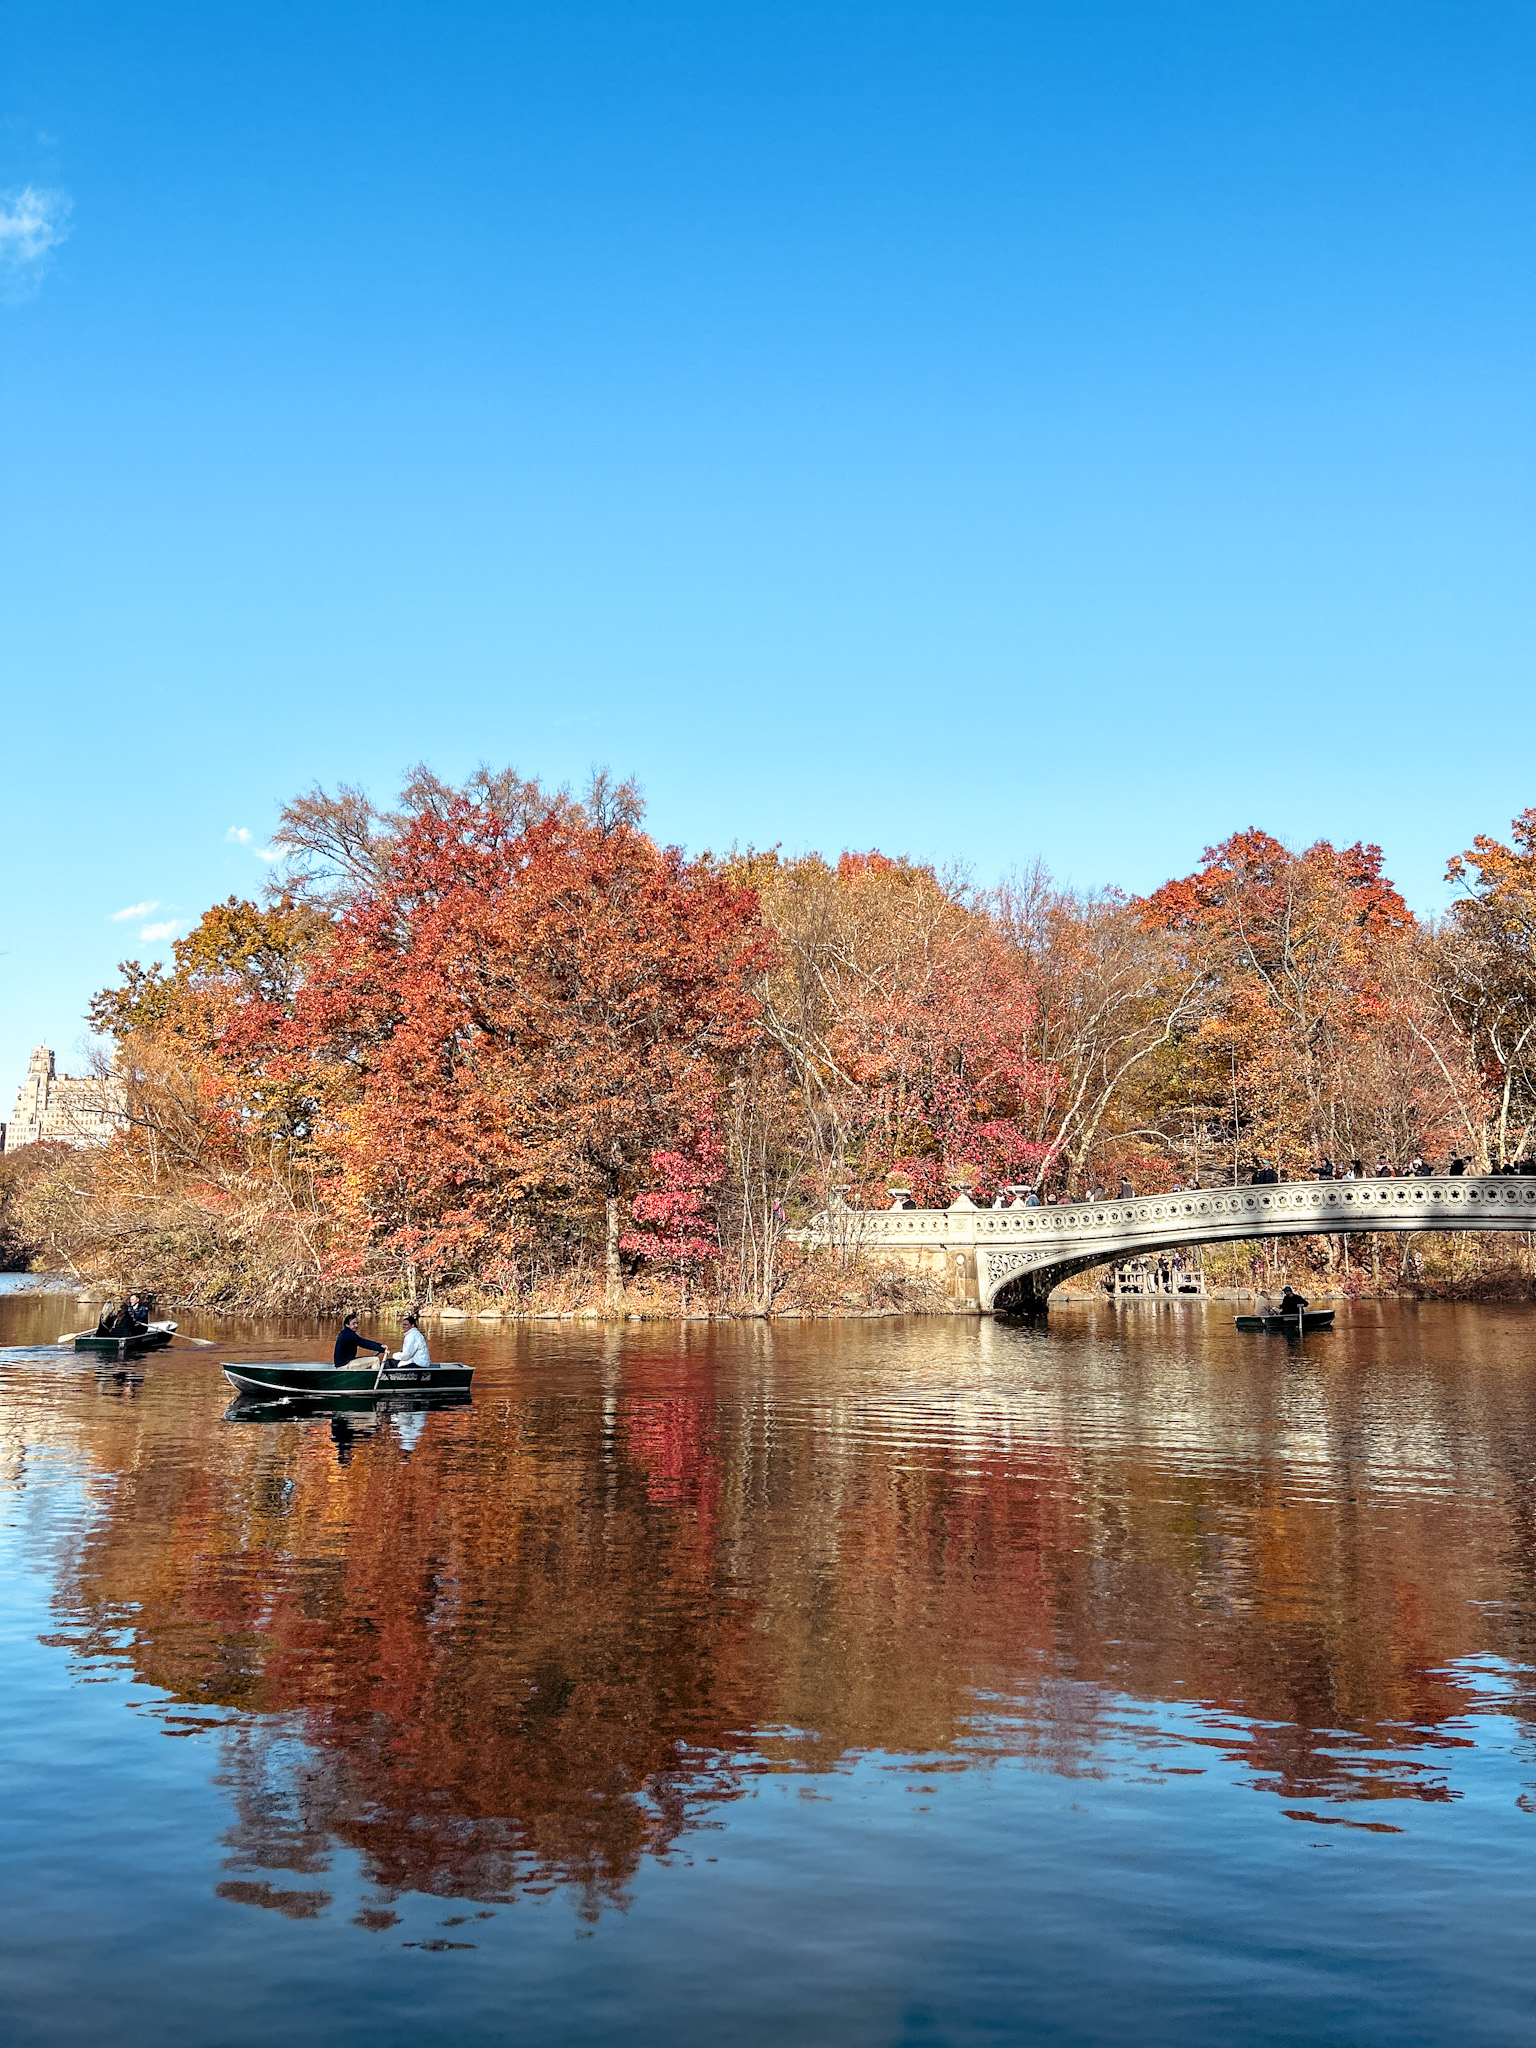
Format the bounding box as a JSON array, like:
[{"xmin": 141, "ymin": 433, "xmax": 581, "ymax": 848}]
[{"xmin": 838, "ymin": 1175, "xmax": 1536, "ymax": 1311}]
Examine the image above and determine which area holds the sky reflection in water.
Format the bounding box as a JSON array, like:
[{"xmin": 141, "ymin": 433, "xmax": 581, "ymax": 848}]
[{"xmin": 2, "ymin": 1296, "xmax": 1534, "ymax": 2045}]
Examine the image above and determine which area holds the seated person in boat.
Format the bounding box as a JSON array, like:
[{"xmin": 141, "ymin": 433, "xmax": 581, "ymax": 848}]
[
  {"xmin": 333, "ymin": 1313, "xmax": 387, "ymax": 1369},
  {"xmin": 396, "ymin": 1312, "xmax": 430, "ymax": 1369},
  {"xmin": 96, "ymin": 1294, "xmax": 148, "ymax": 1336},
  {"xmin": 104, "ymin": 1295, "xmax": 149, "ymax": 1336},
  {"xmin": 1277, "ymin": 1285, "xmax": 1309, "ymax": 1317}
]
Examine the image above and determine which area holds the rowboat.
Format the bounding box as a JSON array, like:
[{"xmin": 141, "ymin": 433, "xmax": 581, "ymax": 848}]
[
  {"xmin": 220, "ymin": 1359, "xmax": 473, "ymax": 1399},
  {"xmin": 75, "ymin": 1320, "xmax": 177, "ymax": 1357},
  {"xmin": 1234, "ymin": 1310, "xmax": 1336, "ymax": 1333}
]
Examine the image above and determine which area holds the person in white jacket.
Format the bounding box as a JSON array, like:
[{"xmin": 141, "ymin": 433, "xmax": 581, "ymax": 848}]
[{"xmin": 396, "ymin": 1312, "xmax": 431, "ymax": 1369}]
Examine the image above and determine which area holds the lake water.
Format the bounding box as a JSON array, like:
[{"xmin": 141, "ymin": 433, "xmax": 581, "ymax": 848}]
[{"xmin": 2, "ymin": 1288, "xmax": 1534, "ymax": 2045}]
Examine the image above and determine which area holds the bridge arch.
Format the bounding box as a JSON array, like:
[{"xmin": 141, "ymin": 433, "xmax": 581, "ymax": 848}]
[{"xmin": 819, "ymin": 1177, "xmax": 1536, "ymax": 1315}]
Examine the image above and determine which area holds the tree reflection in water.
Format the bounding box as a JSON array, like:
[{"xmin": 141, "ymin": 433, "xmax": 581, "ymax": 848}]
[{"xmin": 11, "ymin": 1309, "xmax": 1536, "ymax": 1917}]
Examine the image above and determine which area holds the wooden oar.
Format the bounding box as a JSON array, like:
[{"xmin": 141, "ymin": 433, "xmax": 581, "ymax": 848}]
[{"xmin": 56, "ymin": 1328, "xmax": 95, "ymax": 1344}]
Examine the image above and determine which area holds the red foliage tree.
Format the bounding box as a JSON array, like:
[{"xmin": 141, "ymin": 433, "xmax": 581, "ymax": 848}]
[
  {"xmin": 623, "ymin": 1131, "xmax": 726, "ymax": 1307},
  {"xmin": 288, "ymin": 798, "xmax": 775, "ymax": 1300}
]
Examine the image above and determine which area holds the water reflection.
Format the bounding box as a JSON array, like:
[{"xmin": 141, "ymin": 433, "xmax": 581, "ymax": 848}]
[{"xmin": 4, "ymin": 1300, "xmax": 1536, "ymax": 1925}]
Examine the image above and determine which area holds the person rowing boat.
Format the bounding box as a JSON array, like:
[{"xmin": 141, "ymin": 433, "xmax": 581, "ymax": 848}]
[
  {"xmin": 333, "ymin": 1313, "xmax": 386, "ymax": 1369},
  {"xmin": 1277, "ymin": 1285, "xmax": 1309, "ymax": 1319}
]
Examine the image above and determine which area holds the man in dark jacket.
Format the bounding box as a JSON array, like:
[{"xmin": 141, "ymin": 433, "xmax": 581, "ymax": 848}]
[
  {"xmin": 109, "ymin": 1295, "xmax": 149, "ymax": 1336},
  {"xmin": 334, "ymin": 1314, "xmax": 387, "ymax": 1369}
]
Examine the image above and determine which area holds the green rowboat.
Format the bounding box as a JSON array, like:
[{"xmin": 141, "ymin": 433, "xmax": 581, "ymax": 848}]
[
  {"xmin": 1234, "ymin": 1309, "xmax": 1335, "ymax": 1333},
  {"xmin": 221, "ymin": 1359, "xmax": 472, "ymax": 1399},
  {"xmin": 75, "ymin": 1320, "xmax": 177, "ymax": 1357}
]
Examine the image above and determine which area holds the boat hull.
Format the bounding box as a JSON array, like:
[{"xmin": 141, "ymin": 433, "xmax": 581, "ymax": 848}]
[
  {"xmin": 1234, "ymin": 1310, "xmax": 1336, "ymax": 1333},
  {"xmin": 75, "ymin": 1321, "xmax": 176, "ymax": 1357},
  {"xmin": 221, "ymin": 1360, "xmax": 473, "ymax": 1398}
]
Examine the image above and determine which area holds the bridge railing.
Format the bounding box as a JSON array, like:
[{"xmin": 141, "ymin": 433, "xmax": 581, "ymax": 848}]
[{"xmin": 822, "ymin": 1176, "xmax": 1536, "ymax": 1253}]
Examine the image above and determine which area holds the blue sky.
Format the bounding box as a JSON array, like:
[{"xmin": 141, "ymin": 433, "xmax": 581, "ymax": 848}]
[{"xmin": 2, "ymin": 1, "xmax": 1532, "ymax": 1093}]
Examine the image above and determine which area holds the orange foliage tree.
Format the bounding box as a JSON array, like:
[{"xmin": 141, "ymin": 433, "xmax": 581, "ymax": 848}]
[
  {"xmin": 286, "ymin": 796, "xmax": 774, "ymax": 1303},
  {"xmin": 88, "ymin": 895, "xmax": 321, "ymax": 1160},
  {"xmin": 1439, "ymin": 809, "xmax": 1536, "ymax": 1165},
  {"xmin": 1141, "ymin": 829, "xmax": 1468, "ymax": 1173},
  {"xmin": 746, "ymin": 850, "xmax": 1055, "ymax": 1208}
]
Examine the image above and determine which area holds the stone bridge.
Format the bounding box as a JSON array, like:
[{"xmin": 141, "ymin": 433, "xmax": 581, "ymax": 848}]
[{"xmin": 828, "ymin": 1176, "xmax": 1536, "ymax": 1314}]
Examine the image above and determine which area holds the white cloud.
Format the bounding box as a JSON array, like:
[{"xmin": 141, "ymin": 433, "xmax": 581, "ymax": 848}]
[
  {"xmin": 0, "ymin": 185, "xmax": 72, "ymax": 301},
  {"xmin": 139, "ymin": 920, "xmax": 184, "ymax": 944},
  {"xmin": 228, "ymin": 824, "xmax": 279, "ymax": 861},
  {"xmin": 109, "ymin": 900, "xmax": 159, "ymax": 922}
]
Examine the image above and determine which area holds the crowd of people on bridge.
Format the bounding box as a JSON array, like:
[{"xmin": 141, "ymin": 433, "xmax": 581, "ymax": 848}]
[
  {"xmin": 887, "ymin": 1151, "xmax": 1536, "ymax": 1213},
  {"xmin": 1103, "ymin": 1251, "xmax": 1204, "ymax": 1296}
]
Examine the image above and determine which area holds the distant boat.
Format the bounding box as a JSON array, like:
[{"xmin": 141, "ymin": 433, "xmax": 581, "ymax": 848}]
[
  {"xmin": 1234, "ymin": 1309, "xmax": 1336, "ymax": 1333},
  {"xmin": 74, "ymin": 1319, "xmax": 177, "ymax": 1357},
  {"xmin": 221, "ymin": 1359, "xmax": 473, "ymax": 1399}
]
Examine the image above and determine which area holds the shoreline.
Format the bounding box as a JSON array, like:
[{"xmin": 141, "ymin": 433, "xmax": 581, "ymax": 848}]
[{"xmin": 10, "ymin": 1274, "xmax": 1533, "ymax": 1320}]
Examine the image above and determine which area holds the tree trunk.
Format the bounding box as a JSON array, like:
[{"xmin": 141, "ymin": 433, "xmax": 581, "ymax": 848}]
[{"xmin": 606, "ymin": 1197, "xmax": 622, "ymax": 1315}]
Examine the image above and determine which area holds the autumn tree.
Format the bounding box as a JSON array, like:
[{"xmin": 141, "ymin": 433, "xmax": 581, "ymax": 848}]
[
  {"xmin": 623, "ymin": 1133, "xmax": 726, "ymax": 1311},
  {"xmin": 268, "ymin": 762, "xmax": 584, "ymax": 914},
  {"xmin": 1139, "ymin": 830, "xmax": 1466, "ymax": 1175},
  {"xmin": 741, "ymin": 850, "xmax": 1053, "ymax": 1209},
  {"xmin": 90, "ymin": 895, "xmax": 322, "ymax": 1160},
  {"xmin": 990, "ymin": 867, "xmax": 1204, "ymax": 1191},
  {"xmin": 1435, "ymin": 809, "xmax": 1536, "ymax": 1165},
  {"xmin": 290, "ymin": 794, "xmax": 774, "ymax": 1306},
  {"xmin": 51, "ymin": 895, "xmax": 329, "ymax": 1309}
]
